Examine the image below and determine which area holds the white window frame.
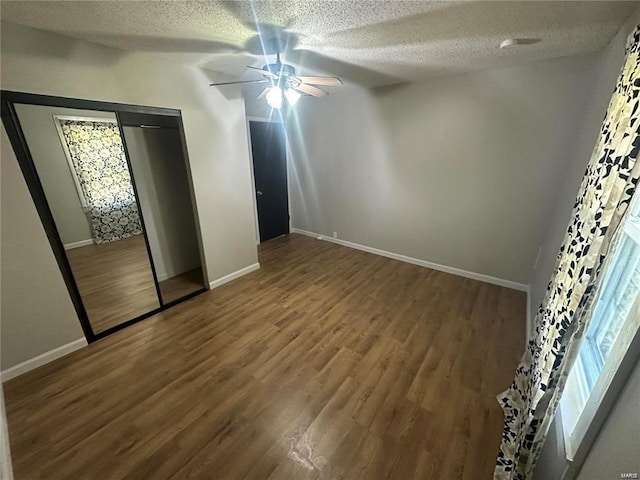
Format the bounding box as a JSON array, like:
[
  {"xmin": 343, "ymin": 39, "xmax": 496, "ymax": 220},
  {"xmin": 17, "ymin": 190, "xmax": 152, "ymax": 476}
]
[
  {"xmin": 560, "ymin": 199, "xmax": 640, "ymax": 468},
  {"xmin": 52, "ymin": 115, "xmax": 118, "ymax": 212}
]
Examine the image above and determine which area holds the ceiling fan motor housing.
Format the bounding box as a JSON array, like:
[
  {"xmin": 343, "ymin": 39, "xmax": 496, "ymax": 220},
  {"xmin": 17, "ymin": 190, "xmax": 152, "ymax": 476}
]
[{"xmin": 265, "ymin": 63, "xmax": 296, "ymax": 76}]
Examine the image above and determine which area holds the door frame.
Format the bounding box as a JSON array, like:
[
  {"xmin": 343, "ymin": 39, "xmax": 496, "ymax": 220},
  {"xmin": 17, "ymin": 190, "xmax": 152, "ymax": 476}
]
[
  {"xmin": 245, "ymin": 116, "xmax": 292, "ymax": 244},
  {"xmin": 0, "ymin": 90, "xmax": 207, "ymax": 342}
]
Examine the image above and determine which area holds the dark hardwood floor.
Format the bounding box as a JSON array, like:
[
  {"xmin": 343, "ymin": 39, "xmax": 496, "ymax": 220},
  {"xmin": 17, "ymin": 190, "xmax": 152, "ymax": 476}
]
[
  {"xmin": 66, "ymin": 235, "xmax": 205, "ymax": 333},
  {"xmin": 4, "ymin": 233, "xmax": 525, "ymax": 479},
  {"xmin": 66, "ymin": 234, "xmax": 159, "ymax": 333},
  {"xmin": 158, "ymin": 268, "xmax": 206, "ymax": 304}
]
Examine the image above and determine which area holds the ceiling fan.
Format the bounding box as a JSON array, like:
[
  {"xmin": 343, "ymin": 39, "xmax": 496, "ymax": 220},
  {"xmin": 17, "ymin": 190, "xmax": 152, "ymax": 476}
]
[{"xmin": 209, "ymin": 39, "xmax": 343, "ymax": 109}]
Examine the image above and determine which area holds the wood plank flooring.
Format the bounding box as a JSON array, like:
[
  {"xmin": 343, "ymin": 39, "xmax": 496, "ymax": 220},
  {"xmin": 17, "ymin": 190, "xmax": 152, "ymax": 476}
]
[
  {"xmin": 66, "ymin": 235, "xmax": 205, "ymax": 333},
  {"xmin": 66, "ymin": 234, "xmax": 160, "ymax": 333},
  {"xmin": 4, "ymin": 233, "xmax": 525, "ymax": 479},
  {"xmin": 159, "ymin": 268, "xmax": 206, "ymax": 304}
]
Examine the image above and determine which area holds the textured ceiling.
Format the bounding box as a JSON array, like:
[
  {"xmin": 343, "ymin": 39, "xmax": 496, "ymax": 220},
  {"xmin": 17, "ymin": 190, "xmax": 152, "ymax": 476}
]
[{"xmin": 1, "ymin": 1, "xmax": 637, "ymax": 87}]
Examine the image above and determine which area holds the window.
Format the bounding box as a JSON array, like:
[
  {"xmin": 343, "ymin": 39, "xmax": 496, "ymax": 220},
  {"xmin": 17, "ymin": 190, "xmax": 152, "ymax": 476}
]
[{"xmin": 561, "ymin": 193, "xmax": 640, "ymax": 460}]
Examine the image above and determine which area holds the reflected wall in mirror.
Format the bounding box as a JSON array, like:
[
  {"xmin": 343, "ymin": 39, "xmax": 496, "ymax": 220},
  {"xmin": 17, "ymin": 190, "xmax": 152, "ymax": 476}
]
[
  {"xmin": 14, "ymin": 104, "xmax": 160, "ymax": 333},
  {"xmin": 120, "ymin": 112, "xmax": 206, "ymax": 304}
]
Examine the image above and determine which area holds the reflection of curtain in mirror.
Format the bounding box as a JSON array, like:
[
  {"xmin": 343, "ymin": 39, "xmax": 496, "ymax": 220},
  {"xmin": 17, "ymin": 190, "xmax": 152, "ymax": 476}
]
[{"xmin": 59, "ymin": 120, "xmax": 142, "ymax": 243}]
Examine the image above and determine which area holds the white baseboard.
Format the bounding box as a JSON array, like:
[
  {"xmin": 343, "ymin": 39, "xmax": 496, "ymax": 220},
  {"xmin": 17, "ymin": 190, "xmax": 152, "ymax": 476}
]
[
  {"xmin": 291, "ymin": 228, "xmax": 529, "ymax": 292},
  {"xmin": 208, "ymin": 263, "xmax": 260, "ymax": 290},
  {"xmin": 1, "ymin": 338, "xmax": 87, "ymax": 382},
  {"xmin": 64, "ymin": 239, "xmax": 94, "ymax": 250},
  {"xmin": 527, "ymin": 289, "xmax": 533, "ymax": 343}
]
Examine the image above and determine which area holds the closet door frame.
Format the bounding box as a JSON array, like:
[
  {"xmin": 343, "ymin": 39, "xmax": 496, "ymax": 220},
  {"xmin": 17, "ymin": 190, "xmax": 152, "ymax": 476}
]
[{"xmin": 0, "ymin": 90, "xmax": 207, "ymax": 342}]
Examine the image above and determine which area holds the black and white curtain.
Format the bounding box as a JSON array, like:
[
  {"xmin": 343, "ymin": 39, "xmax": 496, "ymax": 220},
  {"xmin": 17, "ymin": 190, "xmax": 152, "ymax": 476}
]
[
  {"xmin": 59, "ymin": 120, "xmax": 142, "ymax": 244},
  {"xmin": 495, "ymin": 25, "xmax": 640, "ymax": 479}
]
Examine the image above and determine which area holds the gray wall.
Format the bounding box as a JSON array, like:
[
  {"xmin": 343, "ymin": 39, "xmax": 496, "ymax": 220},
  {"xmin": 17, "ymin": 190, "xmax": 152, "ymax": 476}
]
[
  {"xmin": 533, "ymin": 12, "xmax": 640, "ymax": 480},
  {"xmin": 576, "ymin": 358, "xmax": 640, "ymax": 479},
  {"xmin": 1, "ymin": 127, "xmax": 85, "ymax": 368},
  {"xmin": 243, "ymin": 82, "xmax": 274, "ymax": 119},
  {"xmin": 286, "ymin": 54, "xmax": 604, "ymax": 285},
  {"xmin": 1, "ymin": 21, "xmax": 258, "ymax": 370},
  {"xmin": 123, "ymin": 126, "xmax": 201, "ymax": 280},
  {"xmin": 13, "ymin": 105, "xmax": 116, "ymax": 246}
]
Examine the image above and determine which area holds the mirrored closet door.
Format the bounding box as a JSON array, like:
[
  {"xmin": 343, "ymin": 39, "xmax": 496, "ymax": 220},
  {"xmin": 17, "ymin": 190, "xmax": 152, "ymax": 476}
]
[
  {"xmin": 119, "ymin": 112, "xmax": 205, "ymax": 305},
  {"xmin": 4, "ymin": 93, "xmax": 206, "ymax": 339}
]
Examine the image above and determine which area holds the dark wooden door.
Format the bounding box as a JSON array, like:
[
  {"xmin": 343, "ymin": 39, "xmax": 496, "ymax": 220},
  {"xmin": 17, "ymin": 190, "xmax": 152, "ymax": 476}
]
[{"xmin": 249, "ymin": 121, "xmax": 289, "ymax": 242}]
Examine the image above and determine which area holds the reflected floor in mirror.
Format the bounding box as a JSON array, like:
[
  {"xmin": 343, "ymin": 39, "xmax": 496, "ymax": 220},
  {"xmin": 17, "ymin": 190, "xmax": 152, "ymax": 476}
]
[
  {"xmin": 66, "ymin": 234, "xmax": 159, "ymax": 333},
  {"xmin": 159, "ymin": 268, "xmax": 205, "ymax": 304}
]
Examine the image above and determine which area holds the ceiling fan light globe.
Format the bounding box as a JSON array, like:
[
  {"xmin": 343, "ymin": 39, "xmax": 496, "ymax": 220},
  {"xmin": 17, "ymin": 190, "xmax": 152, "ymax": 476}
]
[
  {"xmin": 266, "ymin": 86, "xmax": 283, "ymax": 109},
  {"xmin": 285, "ymin": 88, "xmax": 301, "ymax": 106}
]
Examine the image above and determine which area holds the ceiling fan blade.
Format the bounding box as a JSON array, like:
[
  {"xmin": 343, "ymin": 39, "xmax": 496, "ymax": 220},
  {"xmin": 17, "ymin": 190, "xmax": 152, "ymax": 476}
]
[
  {"xmin": 286, "ymin": 49, "xmax": 401, "ymax": 86},
  {"xmin": 210, "ymin": 79, "xmax": 268, "ymax": 86},
  {"xmin": 297, "ymin": 76, "xmax": 343, "ymax": 86},
  {"xmin": 247, "ymin": 65, "xmax": 279, "ymax": 79},
  {"xmin": 294, "ymin": 84, "xmax": 328, "ymax": 98},
  {"xmin": 257, "ymin": 87, "xmax": 271, "ymax": 100}
]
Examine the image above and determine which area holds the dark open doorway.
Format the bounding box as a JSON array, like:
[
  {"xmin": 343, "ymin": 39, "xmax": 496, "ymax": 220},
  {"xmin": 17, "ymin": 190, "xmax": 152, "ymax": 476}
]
[{"xmin": 249, "ymin": 120, "xmax": 289, "ymax": 243}]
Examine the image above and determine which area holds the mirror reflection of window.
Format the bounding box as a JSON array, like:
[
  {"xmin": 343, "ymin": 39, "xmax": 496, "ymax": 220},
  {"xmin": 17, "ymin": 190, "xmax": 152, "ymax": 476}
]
[
  {"xmin": 14, "ymin": 104, "xmax": 160, "ymax": 334},
  {"xmin": 54, "ymin": 117, "xmax": 143, "ymax": 244}
]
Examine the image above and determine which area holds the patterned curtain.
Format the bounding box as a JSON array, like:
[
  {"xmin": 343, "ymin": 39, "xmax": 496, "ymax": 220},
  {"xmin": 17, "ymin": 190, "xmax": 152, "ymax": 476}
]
[
  {"xmin": 59, "ymin": 120, "xmax": 142, "ymax": 244},
  {"xmin": 495, "ymin": 26, "xmax": 640, "ymax": 479}
]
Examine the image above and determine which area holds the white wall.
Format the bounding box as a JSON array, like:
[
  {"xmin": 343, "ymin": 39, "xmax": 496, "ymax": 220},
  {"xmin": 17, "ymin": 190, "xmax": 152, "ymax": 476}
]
[
  {"xmin": 13, "ymin": 105, "xmax": 116, "ymax": 246},
  {"xmin": 576, "ymin": 358, "xmax": 640, "ymax": 479},
  {"xmin": 533, "ymin": 12, "xmax": 640, "ymax": 480},
  {"xmin": 243, "ymin": 83, "xmax": 275, "ymax": 119},
  {"xmin": 1, "ymin": 127, "xmax": 85, "ymax": 369},
  {"xmin": 285, "ymin": 54, "xmax": 604, "ymax": 285},
  {"xmin": 1, "ymin": 21, "xmax": 258, "ymax": 370},
  {"xmin": 123, "ymin": 126, "xmax": 202, "ymax": 281}
]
